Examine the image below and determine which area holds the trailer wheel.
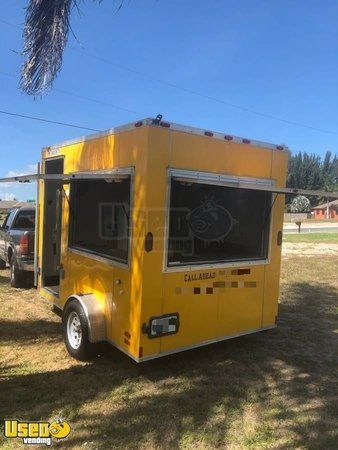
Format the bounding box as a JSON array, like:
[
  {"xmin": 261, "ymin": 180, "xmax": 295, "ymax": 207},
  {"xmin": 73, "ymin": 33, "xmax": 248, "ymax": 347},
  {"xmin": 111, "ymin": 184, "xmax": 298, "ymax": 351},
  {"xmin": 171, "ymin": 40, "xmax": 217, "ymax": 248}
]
[
  {"xmin": 63, "ymin": 300, "xmax": 97, "ymax": 360},
  {"xmin": 10, "ymin": 259, "xmax": 27, "ymax": 288},
  {"xmin": 0, "ymin": 259, "xmax": 6, "ymax": 270}
]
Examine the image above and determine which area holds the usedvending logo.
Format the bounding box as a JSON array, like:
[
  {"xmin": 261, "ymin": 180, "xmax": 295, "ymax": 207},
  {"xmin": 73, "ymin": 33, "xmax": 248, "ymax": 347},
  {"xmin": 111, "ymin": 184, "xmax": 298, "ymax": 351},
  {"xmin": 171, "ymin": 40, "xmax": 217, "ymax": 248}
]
[{"xmin": 3, "ymin": 418, "xmax": 71, "ymax": 446}]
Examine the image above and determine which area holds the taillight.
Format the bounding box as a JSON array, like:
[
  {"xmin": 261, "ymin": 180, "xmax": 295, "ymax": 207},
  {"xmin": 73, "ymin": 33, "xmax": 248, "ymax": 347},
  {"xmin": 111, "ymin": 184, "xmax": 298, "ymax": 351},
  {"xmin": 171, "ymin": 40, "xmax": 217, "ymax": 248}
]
[{"xmin": 19, "ymin": 234, "xmax": 29, "ymax": 255}]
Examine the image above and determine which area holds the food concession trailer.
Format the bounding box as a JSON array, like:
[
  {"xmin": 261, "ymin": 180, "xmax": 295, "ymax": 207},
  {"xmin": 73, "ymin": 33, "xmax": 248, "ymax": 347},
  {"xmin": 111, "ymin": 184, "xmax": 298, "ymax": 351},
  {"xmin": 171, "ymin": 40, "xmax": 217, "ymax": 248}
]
[{"xmin": 1, "ymin": 116, "xmax": 337, "ymax": 362}]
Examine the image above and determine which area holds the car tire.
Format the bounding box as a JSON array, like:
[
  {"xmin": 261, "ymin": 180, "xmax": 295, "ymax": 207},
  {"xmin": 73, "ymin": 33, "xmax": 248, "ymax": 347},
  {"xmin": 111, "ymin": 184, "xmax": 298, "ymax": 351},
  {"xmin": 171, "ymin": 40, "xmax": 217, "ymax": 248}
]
[
  {"xmin": 0, "ymin": 258, "xmax": 6, "ymax": 270},
  {"xmin": 62, "ymin": 300, "xmax": 97, "ymax": 361},
  {"xmin": 10, "ymin": 259, "xmax": 28, "ymax": 288}
]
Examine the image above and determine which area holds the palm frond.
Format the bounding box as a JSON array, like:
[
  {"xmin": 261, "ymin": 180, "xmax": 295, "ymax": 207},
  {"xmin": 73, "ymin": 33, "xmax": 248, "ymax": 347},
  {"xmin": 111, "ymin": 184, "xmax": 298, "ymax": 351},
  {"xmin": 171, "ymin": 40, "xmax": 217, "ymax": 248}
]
[
  {"xmin": 21, "ymin": 0, "xmax": 78, "ymax": 96},
  {"xmin": 21, "ymin": 0, "xmax": 126, "ymax": 96}
]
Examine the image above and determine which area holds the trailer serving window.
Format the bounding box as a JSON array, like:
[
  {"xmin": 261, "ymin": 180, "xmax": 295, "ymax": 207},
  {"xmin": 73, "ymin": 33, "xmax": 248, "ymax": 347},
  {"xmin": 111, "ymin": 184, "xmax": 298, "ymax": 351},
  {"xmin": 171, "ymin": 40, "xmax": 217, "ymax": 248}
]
[
  {"xmin": 167, "ymin": 177, "xmax": 272, "ymax": 267},
  {"xmin": 69, "ymin": 177, "xmax": 131, "ymax": 264}
]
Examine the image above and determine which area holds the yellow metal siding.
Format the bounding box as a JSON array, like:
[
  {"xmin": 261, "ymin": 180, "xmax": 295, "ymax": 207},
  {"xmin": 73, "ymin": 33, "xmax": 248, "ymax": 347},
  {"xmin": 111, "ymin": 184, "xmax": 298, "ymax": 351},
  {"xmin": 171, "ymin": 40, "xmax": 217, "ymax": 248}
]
[
  {"xmin": 217, "ymin": 266, "xmax": 266, "ymax": 337},
  {"xmin": 38, "ymin": 124, "xmax": 288, "ymax": 361},
  {"xmin": 169, "ymin": 131, "xmax": 272, "ymax": 178},
  {"xmin": 40, "ymin": 128, "xmax": 150, "ymax": 359}
]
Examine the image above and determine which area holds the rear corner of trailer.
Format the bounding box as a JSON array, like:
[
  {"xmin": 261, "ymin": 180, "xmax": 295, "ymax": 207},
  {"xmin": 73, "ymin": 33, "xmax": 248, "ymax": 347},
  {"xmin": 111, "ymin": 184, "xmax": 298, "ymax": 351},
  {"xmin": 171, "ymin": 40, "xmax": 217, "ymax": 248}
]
[
  {"xmin": 261, "ymin": 145, "xmax": 289, "ymax": 329},
  {"xmin": 138, "ymin": 123, "xmax": 289, "ymax": 361}
]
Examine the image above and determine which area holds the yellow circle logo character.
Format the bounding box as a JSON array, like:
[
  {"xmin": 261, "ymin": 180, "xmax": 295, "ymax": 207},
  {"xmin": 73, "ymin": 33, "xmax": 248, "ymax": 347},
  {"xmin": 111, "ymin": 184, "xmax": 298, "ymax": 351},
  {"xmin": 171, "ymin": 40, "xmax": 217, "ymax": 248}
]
[{"xmin": 49, "ymin": 419, "xmax": 71, "ymax": 439}]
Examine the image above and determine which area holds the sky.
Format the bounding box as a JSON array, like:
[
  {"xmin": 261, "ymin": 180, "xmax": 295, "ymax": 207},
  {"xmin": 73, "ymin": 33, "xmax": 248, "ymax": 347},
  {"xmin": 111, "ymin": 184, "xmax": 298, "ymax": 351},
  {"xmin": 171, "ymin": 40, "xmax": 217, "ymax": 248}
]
[{"xmin": 1, "ymin": 0, "xmax": 338, "ymax": 200}]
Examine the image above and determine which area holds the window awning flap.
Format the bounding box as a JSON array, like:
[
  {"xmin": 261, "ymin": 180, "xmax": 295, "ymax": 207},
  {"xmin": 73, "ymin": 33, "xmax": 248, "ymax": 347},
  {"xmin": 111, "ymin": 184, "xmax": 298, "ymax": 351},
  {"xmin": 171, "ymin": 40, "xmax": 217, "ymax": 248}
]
[
  {"xmin": 0, "ymin": 168, "xmax": 133, "ymax": 183},
  {"xmin": 170, "ymin": 169, "xmax": 338, "ymax": 199},
  {"xmin": 174, "ymin": 176, "xmax": 338, "ymax": 199},
  {"xmin": 0, "ymin": 167, "xmax": 337, "ymax": 199}
]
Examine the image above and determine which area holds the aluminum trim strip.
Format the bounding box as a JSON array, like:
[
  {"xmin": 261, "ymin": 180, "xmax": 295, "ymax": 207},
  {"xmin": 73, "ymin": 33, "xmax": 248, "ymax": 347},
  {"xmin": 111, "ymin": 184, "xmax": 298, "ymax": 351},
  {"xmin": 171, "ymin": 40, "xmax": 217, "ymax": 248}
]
[
  {"xmin": 137, "ymin": 325, "xmax": 277, "ymax": 362},
  {"xmin": 170, "ymin": 168, "xmax": 274, "ymax": 186},
  {"xmin": 164, "ymin": 258, "xmax": 269, "ymax": 273},
  {"xmin": 41, "ymin": 117, "xmax": 289, "ymax": 153}
]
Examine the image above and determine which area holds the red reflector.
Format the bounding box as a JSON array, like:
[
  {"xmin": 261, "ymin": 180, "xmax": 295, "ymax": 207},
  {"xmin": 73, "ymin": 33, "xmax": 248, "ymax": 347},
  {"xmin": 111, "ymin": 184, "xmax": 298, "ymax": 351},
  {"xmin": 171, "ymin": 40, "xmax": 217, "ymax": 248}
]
[
  {"xmin": 242, "ymin": 138, "xmax": 251, "ymax": 144},
  {"xmin": 224, "ymin": 135, "xmax": 233, "ymax": 141},
  {"xmin": 134, "ymin": 121, "xmax": 143, "ymax": 127},
  {"xmin": 276, "ymin": 145, "xmax": 284, "ymax": 150},
  {"xmin": 139, "ymin": 346, "xmax": 143, "ymax": 358},
  {"xmin": 160, "ymin": 122, "xmax": 170, "ymax": 128},
  {"xmin": 204, "ymin": 131, "xmax": 213, "ymax": 137},
  {"xmin": 19, "ymin": 234, "xmax": 29, "ymax": 255}
]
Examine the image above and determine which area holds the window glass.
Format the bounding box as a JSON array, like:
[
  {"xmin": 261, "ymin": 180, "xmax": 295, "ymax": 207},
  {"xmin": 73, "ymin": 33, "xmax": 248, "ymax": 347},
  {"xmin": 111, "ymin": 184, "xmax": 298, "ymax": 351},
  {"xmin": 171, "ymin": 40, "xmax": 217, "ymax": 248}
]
[
  {"xmin": 12, "ymin": 209, "xmax": 35, "ymax": 230},
  {"xmin": 69, "ymin": 178, "xmax": 131, "ymax": 263},
  {"xmin": 167, "ymin": 179, "xmax": 271, "ymax": 266}
]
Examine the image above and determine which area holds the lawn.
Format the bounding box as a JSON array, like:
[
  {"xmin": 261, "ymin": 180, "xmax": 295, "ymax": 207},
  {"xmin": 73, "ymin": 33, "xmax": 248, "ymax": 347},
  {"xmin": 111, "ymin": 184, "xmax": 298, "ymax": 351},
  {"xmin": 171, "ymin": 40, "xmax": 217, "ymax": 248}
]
[
  {"xmin": 0, "ymin": 255, "xmax": 337, "ymax": 449},
  {"xmin": 283, "ymin": 232, "xmax": 338, "ymax": 243}
]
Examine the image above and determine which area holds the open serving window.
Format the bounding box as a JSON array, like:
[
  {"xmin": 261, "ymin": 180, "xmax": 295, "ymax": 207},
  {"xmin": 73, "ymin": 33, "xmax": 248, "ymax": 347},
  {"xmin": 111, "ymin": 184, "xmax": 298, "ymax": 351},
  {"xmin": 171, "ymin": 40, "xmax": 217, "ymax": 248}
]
[
  {"xmin": 166, "ymin": 170, "xmax": 273, "ymax": 268},
  {"xmin": 68, "ymin": 174, "xmax": 132, "ymax": 266}
]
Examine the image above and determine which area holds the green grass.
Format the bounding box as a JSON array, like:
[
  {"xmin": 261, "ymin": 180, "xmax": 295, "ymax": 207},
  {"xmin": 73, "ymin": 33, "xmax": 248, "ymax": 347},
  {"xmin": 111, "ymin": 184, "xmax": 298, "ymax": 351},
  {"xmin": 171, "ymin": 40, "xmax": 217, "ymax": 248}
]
[
  {"xmin": 283, "ymin": 232, "xmax": 338, "ymax": 243},
  {"xmin": 0, "ymin": 256, "xmax": 338, "ymax": 449}
]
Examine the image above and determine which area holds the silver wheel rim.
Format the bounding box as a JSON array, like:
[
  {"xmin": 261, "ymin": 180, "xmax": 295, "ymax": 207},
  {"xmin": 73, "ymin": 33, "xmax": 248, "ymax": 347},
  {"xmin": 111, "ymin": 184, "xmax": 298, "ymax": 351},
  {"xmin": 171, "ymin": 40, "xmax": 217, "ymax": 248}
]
[
  {"xmin": 67, "ymin": 311, "xmax": 82, "ymax": 350},
  {"xmin": 10, "ymin": 263, "xmax": 14, "ymax": 281}
]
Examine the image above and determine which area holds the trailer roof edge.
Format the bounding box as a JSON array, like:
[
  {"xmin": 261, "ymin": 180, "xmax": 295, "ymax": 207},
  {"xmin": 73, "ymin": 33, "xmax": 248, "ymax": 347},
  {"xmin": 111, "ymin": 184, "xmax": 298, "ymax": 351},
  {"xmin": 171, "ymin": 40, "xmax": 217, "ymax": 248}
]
[{"xmin": 42, "ymin": 117, "xmax": 290, "ymax": 153}]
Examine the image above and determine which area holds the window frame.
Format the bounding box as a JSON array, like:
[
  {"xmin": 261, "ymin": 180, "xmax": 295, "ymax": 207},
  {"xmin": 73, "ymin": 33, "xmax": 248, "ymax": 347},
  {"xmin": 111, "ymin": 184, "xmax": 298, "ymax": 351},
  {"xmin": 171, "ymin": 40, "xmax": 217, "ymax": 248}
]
[
  {"xmin": 3, "ymin": 209, "xmax": 19, "ymax": 230},
  {"xmin": 163, "ymin": 168, "xmax": 274, "ymax": 272},
  {"xmin": 67, "ymin": 167, "xmax": 134, "ymax": 269},
  {"xmin": 1, "ymin": 211, "xmax": 12, "ymax": 229}
]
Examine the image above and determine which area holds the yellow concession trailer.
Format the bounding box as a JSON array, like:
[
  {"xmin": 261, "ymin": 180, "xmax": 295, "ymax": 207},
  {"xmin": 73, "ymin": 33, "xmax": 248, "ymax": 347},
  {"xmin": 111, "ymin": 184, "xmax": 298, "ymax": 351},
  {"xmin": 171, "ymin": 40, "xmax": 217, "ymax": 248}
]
[{"xmin": 1, "ymin": 117, "xmax": 337, "ymax": 362}]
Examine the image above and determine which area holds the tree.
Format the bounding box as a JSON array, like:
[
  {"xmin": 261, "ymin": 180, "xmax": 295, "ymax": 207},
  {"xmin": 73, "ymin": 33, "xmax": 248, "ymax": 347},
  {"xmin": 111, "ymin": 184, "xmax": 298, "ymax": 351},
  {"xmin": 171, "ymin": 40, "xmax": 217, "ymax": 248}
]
[
  {"xmin": 290, "ymin": 195, "xmax": 311, "ymax": 213},
  {"xmin": 287, "ymin": 152, "xmax": 322, "ymax": 192},
  {"xmin": 321, "ymin": 151, "xmax": 337, "ymax": 194},
  {"xmin": 21, "ymin": 0, "xmax": 124, "ymax": 96},
  {"xmin": 286, "ymin": 151, "xmax": 337, "ymax": 206}
]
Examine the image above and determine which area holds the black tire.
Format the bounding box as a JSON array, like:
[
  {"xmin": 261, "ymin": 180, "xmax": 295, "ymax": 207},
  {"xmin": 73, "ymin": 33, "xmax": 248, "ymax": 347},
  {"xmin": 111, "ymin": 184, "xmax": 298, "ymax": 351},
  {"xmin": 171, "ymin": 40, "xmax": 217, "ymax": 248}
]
[
  {"xmin": 10, "ymin": 259, "xmax": 28, "ymax": 288},
  {"xmin": 0, "ymin": 259, "xmax": 6, "ymax": 270},
  {"xmin": 62, "ymin": 300, "xmax": 97, "ymax": 361},
  {"xmin": 25, "ymin": 271, "xmax": 34, "ymax": 288}
]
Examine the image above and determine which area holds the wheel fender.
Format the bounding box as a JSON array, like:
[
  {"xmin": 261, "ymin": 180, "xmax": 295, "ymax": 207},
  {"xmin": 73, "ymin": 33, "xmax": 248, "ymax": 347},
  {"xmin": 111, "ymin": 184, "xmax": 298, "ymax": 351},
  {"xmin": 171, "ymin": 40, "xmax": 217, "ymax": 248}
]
[{"xmin": 63, "ymin": 294, "xmax": 106, "ymax": 343}]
